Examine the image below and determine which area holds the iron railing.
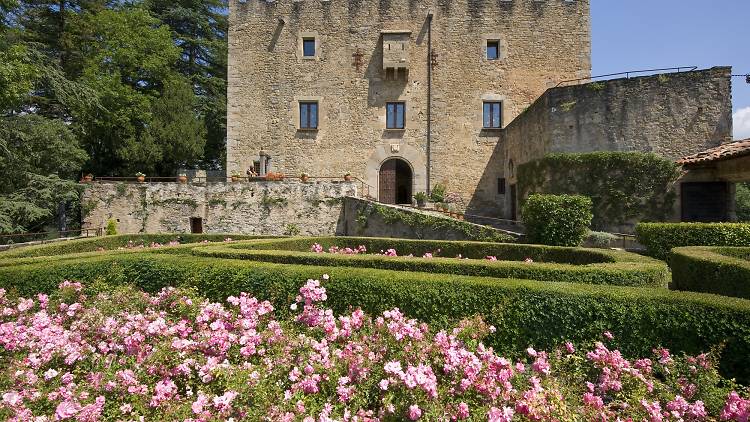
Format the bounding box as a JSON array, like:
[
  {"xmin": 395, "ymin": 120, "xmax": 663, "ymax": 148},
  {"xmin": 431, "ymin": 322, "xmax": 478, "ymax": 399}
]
[{"xmin": 556, "ymin": 66, "xmax": 698, "ymax": 87}]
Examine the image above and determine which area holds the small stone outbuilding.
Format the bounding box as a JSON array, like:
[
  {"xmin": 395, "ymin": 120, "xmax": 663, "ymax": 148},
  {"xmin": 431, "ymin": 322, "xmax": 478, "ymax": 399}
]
[{"xmin": 677, "ymin": 139, "xmax": 750, "ymax": 222}]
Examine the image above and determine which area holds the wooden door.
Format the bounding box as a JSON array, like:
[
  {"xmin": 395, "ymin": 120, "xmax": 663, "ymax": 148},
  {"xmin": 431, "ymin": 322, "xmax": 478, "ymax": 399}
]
[
  {"xmin": 379, "ymin": 160, "xmax": 397, "ymax": 204},
  {"xmin": 190, "ymin": 217, "xmax": 203, "ymax": 234}
]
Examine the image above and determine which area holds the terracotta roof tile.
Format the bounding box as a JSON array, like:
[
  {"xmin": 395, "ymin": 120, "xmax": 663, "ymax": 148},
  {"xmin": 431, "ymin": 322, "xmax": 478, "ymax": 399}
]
[{"xmin": 677, "ymin": 139, "xmax": 750, "ymax": 165}]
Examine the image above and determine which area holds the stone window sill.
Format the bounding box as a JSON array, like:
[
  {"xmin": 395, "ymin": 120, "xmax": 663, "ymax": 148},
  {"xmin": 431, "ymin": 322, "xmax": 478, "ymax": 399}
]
[
  {"xmin": 481, "ymin": 127, "xmax": 503, "ymax": 131},
  {"xmin": 385, "ymin": 128, "xmax": 406, "ymax": 131},
  {"xmin": 298, "ymin": 128, "xmax": 319, "ymax": 132}
]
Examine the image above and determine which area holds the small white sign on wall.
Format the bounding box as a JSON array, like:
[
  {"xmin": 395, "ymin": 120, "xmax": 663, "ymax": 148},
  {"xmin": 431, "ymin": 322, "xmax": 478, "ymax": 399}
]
[{"xmin": 390, "ymin": 144, "xmax": 400, "ymax": 153}]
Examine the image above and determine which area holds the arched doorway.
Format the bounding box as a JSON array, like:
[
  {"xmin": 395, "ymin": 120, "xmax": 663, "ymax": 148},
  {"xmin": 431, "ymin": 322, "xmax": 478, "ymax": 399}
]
[{"xmin": 379, "ymin": 158, "xmax": 413, "ymax": 204}]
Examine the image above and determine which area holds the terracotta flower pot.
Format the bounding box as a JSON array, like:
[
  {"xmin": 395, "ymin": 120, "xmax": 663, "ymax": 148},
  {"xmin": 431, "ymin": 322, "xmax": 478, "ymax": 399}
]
[
  {"xmin": 136, "ymin": 176, "xmax": 145, "ymax": 183},
  {"xmin": 300, "ymin": 175, "xmax": 309, "ymax": 182},
  {"xmin": 178, "ymin": 175, "xmax": 188, "ymax": 184},
  {"xmin": 344, "ymin": 174, "xmax": 352, "ymax": 182},
  {"xmin": 82, "ymin": 174, "xmax": 93, "ymax": 183},
  {"xmin": 231, "ymin": 175, "xmax": 240, "ymax": 182}
]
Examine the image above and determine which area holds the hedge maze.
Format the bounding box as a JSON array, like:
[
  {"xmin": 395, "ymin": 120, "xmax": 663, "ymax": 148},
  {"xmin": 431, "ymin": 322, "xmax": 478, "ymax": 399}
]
[{"xmin": 2, "ymin": 234, "xmax": 750, "ymax": 381}]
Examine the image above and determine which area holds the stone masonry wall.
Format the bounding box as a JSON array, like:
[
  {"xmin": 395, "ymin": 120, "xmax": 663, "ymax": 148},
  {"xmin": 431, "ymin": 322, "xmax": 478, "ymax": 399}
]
[
  {"xmin": 82, "ymin": 181, "xmax": 357, "ymax": 236},
  {"xmin": 470, "ymin": 67, "xmax": 734, "ymax": 218},
  {"xmin": 227, "ymin": 0, "xmax": 591, "ymax": 208}
]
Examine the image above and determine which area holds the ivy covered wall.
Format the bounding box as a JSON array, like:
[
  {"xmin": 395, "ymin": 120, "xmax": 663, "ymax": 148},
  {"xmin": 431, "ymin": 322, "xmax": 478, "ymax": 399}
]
[
  {"xmin": 517, "ymin": 152, "xmax": 682, "ymax": 231},
  {"xmin": 342, "ymin": 198, "xmax": 516, "ymax": 242}
]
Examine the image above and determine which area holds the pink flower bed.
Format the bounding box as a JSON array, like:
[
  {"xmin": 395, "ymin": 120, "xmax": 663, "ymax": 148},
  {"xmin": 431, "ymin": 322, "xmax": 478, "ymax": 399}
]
[
  {"xmin": 309, "ymin": 244, "xmax": 533, "ymax": 263},
  {"xmin": 0, "ymin": 277, "xmax": 747, "ymax": 421}
]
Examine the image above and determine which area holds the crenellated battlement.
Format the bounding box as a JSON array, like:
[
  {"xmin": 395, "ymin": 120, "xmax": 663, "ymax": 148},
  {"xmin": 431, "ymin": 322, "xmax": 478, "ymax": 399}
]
[{"xmin": 230, "ymin": 0, "xmax": 588, "ymax": 26}]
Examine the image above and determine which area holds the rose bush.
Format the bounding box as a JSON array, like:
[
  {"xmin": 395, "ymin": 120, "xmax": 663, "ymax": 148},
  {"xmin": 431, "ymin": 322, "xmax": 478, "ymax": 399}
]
[
  {"xmin": 309, "ymin": 244, "xmax": 531, "ymax": 263},
  {"xmin": 0, "ymin": 276, "xmax": 748, "ymax": 421}
]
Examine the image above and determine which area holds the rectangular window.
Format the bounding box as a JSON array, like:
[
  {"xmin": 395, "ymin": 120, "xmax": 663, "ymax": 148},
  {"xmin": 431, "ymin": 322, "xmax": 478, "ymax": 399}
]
[
  {"xmin": 302, "ymin": 38, "xmax": 316, "ymax": 57},
  {"xmin": 300, "ymin": 102, "xmax": 318, "ymax": 129},
  {"xmin": 386, "ymin": 102, "xmax": 406, "ymax": 129},
  {"xmin": 497, "ymin": 178, "xmax": 506, "ymax": 195},
  {"xmin": 487, "ymin": 40, "xmax": 499, "ymax": 60},
  {"xmin": 483, "ymin": 101, "xmax": 502, "ymax": 128}
]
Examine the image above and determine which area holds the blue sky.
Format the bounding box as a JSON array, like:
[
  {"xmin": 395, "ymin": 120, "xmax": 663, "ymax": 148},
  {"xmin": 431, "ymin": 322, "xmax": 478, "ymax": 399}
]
[{"xmin": 591, "ymin": 0, "xmax": 750, "ymax": 139}]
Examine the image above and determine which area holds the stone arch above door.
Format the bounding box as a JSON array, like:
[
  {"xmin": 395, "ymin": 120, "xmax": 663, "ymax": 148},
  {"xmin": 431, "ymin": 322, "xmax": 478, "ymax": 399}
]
[{"xmin": 365, "ymin": 144, "xmax": 426, "ymax": 202}]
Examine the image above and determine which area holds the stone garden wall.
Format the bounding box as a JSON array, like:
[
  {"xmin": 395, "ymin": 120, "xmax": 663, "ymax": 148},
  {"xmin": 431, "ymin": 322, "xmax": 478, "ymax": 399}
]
[{"xmin": 82, "ymin": 181, "xmax": 357, "ymax": 236}]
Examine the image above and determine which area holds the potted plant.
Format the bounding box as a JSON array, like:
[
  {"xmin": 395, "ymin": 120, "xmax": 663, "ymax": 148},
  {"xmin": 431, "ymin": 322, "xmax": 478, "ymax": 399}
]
[
  {"xmin": 447, "ymin": 204, "xmax": 457, "ymax": 218},
  {"xmin": 177, "ymin": 173, "xmax": 188, "ymax": 184},
  {"xmin": 429, "ymin": 184, "xmax": 446, "ymax": 203},
  {"xmin": 82, "ymin": 174, "xmax": 94, "ymax": 183},
  {"xmin": 300, "ymin": 173, "xmax": 310, "ymax": 182},
  {"xmin": 135, "ymin": 172, "xmax": 146, "ymax": 183},
  {"xmin": 343, "ymin": 172, "xmax": 352, "ymax": 182},
  {"xmin": 413, "ymin": 192, "xmax": 427, "ymax": 208},
  {"xmin": 231, "ymin": 171, "xmax": 242, "ymax": 182}
]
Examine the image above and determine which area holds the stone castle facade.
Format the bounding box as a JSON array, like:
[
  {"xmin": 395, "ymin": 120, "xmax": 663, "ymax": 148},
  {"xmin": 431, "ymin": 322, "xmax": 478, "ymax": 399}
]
[
  {"xmin": 80, "ymin": 0, "xmax": 736, "ymax": 237},
  {"xmin": 227, "ymin": 0, "xmax": 591, "ymax": 209}
]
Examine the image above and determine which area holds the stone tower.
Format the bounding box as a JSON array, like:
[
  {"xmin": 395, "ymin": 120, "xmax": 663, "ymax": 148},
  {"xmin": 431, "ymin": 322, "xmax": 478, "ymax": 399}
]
[{"xmin": 227, "ymin": 0, "xmax": 591, "ymax": 206}]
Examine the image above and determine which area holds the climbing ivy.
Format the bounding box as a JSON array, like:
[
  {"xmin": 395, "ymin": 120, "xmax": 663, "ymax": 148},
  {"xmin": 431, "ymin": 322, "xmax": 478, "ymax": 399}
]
[
  {"xmin": 517, "ymin": 152, "xmax": 682, "ymax": 230},
  {"xmin": 357, "ymin": 202, "xmax": 514, "ymax": 243}
]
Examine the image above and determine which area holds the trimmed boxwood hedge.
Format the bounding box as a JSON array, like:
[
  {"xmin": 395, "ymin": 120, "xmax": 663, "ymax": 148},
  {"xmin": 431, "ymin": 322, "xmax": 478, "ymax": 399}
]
[
  {"xmin": 0, "ymin": 252, "xmax": 748, "ymax": 381},
  {"xmin": 240, "ymin": 237, "xmax": 635, "ymax": 264},
  {"xmin": 636, "ymin": 223, "xmax": 750, "ymax": 260},
  {"xmin": 671, "ymin": 246, "xmax": 750, "ymax": 299},
  {"xmin": 521, "ymin": 194, "xmax": 593, "ymax": 247},
  {"xmin": 193, "ymin": 237, "xmax": 670, "ymax": 287},
  {"xmin": 0, "ymin": 234, "xmax": 272, "ymax": 258}
]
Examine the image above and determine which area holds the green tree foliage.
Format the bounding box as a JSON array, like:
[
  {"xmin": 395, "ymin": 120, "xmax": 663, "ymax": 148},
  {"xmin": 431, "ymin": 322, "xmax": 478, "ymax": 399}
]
[
  {"xmin": 70, "ymin": 7, "xmax": 180, "ymax": 175},
  {"xmin": 1, "ymin": 0, "xmax": 228, "ymax": 234},
  {"xmin": 0, "ymin": 44, "xmax": 35, "ymax": 111},
  {"xmin": 145, "ymin": 78, "xmax": 207, "ymax": 174},
  {"xmin": 0, "ymin": 1, "xmax": 91, "ymax": 234},
  {"xmin": 145, "ymin": 0, "xmax": 227, "ymax": 168},
  {"xmin": 0, "ymin": 115, "xmax": 87, "ymax": 233},
  {"xmin": 736, "ymin": 182, "xmax": 750, "ymax": 222}
]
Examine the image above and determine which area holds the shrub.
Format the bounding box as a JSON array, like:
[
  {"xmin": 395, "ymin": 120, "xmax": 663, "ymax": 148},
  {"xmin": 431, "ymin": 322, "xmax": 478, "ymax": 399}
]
[
  {"xmin": 283, "ymin": 224, "xmax": 301, "ymax": 236},
  {"xmin": 517, "ymin": 152, "xmax": 681, "ymax": 230},
  {"xmin": 586, "ymin": 231, "xmax": 619, "ymax": 248},
  {"xmin": 635, "ymin": 222, "xmax": 750, "ymax": 260},
  {"xmin": 192, "ymin": 237, "xmax": 670, "ymax": 287},
  {"xmin": 671, "ymin": 246, "xmax": 750, "ymax": 299},
  {"xmin": 105, "ymin": 219, "xmax": 118, "ymax": 236},
  {"xmin": 0, "ymin": 279, "xmax": 743, "ymax": 420},
  {"xmin": 521, "ymin": 194, "xmax": 593, "ymax": 247},
  {"xmin": 2, "ymin": 252, "xmax": 750, "ymax": 381}
]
